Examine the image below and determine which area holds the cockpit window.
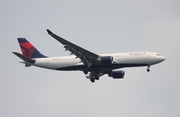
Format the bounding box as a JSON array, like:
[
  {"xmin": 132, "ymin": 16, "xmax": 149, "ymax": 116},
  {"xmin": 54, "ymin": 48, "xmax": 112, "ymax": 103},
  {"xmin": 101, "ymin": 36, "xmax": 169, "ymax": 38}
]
[{"xmin": 156, "ymin": 54, "xmax": 160, "ymax": 56}]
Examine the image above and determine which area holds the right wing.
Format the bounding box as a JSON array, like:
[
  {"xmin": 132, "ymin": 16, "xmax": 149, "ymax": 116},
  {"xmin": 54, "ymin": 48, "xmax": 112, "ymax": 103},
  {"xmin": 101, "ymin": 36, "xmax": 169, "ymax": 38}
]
[{"xmin": 46, "ymin": 29, "xmax": 100, "ymax": 66}]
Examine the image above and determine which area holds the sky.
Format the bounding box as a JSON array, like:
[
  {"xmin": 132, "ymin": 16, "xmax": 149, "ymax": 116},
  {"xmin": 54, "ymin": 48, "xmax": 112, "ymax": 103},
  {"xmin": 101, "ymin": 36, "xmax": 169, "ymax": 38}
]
[{"xmin": 0, "ymin": 0, "xmax": 180, "ymax": 117}]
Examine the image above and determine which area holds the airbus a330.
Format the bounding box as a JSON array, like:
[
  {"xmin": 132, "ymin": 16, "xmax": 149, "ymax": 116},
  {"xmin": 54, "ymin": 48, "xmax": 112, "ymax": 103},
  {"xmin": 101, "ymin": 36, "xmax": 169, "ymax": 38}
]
[{"xmin": 13, "ymin": 29, "xmax": 165, "ymax": 83}]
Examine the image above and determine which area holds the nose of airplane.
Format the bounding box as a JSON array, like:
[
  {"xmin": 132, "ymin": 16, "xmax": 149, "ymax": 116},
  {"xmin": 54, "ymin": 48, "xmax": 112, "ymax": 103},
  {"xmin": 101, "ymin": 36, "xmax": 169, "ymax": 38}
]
[{"xmin": 160, "ymin": 56, "xmax": 166, "ymax": 62}]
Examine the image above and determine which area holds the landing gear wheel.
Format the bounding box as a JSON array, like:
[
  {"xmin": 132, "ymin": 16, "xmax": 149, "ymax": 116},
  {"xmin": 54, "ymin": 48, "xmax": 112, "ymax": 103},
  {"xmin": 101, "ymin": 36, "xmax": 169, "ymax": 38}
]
[
  {"xmin": 83, "ymin": 70, "xmax": 88, "ymax": 74},
  {"xmin": 90, "ymin": 78, "xmax": 95, "ymax": 83},
  {"xmin": 147, "ymin": 65, "xmax": 150, "ymax": 72},
  {"xmin": 147, "ymin": 68, "xmax": 150, "ymax": 72},
  {"xmin": 95, "ymin": 76, "xmax": 99, "ymax": 80}
]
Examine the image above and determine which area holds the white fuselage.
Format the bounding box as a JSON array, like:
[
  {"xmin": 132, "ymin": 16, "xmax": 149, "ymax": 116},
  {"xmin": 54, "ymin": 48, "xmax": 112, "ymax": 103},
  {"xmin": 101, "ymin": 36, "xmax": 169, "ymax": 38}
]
[{"xmin": 29, "ymin": 51, "xmax": 165, "ymax": 71}]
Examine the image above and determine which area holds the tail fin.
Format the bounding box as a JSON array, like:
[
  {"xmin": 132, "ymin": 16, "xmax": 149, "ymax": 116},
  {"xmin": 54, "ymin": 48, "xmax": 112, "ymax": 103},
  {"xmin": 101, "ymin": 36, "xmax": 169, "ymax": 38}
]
[{"xmin": 17, "ymin": 38, "xmax": 47, "ymax": 58}]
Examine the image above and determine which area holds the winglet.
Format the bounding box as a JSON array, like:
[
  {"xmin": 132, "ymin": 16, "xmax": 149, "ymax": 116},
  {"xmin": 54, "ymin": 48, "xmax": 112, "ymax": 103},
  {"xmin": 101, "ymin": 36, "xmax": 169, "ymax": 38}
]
[
  {"xmin": 46, "ymin": 29, "xmax": 53, "ymax": 35},
  {"xmin": 12, "ymin": 52, "xmax": 36, "ymax": 63}
]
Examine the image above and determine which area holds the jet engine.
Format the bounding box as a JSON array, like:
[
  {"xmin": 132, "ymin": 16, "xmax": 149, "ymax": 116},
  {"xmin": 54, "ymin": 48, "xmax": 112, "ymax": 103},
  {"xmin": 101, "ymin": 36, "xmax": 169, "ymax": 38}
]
[
  {"xmin": 108, "ymin": 70, "xmax": 125, "ymax": 78},
  {"xmin": 98, "ymin": 56, "xmax": 113, "ymax": 64}
]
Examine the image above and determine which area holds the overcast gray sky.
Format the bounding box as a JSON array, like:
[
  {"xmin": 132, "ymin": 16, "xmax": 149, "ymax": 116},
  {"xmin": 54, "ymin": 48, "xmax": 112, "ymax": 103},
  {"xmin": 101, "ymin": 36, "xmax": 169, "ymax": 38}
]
[{"xmin": 0, "ymin": 0, "xmax": 180, "ymax": 117}]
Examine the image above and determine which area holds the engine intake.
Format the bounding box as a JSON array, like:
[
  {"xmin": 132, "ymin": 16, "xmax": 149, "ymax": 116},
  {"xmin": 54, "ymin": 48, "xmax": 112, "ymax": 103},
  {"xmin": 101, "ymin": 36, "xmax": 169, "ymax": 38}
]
[
  {"xmin": 98, "ymin": 56, "xmax": 113, "ymax": 64},
  {"xmin": 109, "ymin": 70, "xmax": 125, "ymax": 79}
]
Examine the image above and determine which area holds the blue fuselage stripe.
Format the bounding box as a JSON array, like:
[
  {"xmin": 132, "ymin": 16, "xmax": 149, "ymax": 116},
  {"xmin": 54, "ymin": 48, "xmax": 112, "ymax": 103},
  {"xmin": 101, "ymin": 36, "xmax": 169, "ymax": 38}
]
[{"xmin": 55, "ymin": 63, "xmax": 148, "ymax": 71}]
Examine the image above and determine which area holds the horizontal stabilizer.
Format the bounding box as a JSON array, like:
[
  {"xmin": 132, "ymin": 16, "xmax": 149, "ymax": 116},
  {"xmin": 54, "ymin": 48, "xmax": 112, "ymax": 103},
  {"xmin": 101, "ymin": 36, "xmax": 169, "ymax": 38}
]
[{"xmin": 12, "ymin": 52, "xmax": 35, "ymax": 63}]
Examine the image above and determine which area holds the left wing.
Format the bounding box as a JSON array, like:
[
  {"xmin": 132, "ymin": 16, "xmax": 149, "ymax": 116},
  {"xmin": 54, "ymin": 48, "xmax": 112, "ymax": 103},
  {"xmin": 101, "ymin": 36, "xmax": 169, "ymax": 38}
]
[{"xmin": 46, "ymin": 29, "xmax": 99, "ymax": 66}]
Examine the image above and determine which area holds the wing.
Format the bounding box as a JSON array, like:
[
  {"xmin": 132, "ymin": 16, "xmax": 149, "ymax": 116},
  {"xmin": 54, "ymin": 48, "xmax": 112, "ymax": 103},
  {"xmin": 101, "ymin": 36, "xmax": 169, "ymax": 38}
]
[{"xmin": 46, "ymin": 29, "xmax": 99, "ymax": 66}]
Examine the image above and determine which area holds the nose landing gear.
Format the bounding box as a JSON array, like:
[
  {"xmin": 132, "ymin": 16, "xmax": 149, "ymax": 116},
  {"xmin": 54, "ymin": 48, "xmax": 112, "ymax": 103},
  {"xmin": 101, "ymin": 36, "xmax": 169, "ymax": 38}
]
[{"xmin": 147, "ymin": 65, "xmax": 150, "ymax": 72}]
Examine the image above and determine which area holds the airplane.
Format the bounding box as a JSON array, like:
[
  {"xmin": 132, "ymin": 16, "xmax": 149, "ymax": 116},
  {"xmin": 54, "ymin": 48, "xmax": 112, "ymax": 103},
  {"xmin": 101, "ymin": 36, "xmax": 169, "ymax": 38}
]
[{"xmin": 12, "ymin": 29, "xmax": 166, "ymax": 83}]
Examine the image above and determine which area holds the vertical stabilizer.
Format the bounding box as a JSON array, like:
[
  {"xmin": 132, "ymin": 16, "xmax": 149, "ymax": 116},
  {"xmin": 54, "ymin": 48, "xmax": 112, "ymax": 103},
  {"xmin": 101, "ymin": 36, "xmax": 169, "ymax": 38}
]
[{"xmin": 17, "ymin": 38, "xmax": 47, "ymax": 58}]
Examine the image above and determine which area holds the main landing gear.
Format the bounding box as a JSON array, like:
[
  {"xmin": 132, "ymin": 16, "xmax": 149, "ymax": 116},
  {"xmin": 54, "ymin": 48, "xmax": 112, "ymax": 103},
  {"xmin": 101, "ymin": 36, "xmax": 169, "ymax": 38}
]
[
  {"xmin": 90, "ymin": 76, "xmax": 99, "ymax": 83},
  {"xmin": 90, "ymin": 78, "xmax": 95, "ymax": 83},
  {"xmin": 147, "ymin": 65, "xmax": 150, "ymax": 72},
  {"xmin": 83, "ymin": 70, "xmax": 88, "ymax": 74}
]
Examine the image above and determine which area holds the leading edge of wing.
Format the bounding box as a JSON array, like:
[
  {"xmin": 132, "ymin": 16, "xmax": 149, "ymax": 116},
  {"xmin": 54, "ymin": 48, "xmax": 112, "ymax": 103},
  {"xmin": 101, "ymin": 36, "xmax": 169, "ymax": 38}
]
[
  {"xmin": 47, "ymin": 29, "xmax": 82, "ymax": 47},
  {"xmin": 46, "ymin": 29, "xmax": 98, "ymax": 56},
  {"xmin": 46, "ymin": 29, "xmax": 99, "ymax": 63}
]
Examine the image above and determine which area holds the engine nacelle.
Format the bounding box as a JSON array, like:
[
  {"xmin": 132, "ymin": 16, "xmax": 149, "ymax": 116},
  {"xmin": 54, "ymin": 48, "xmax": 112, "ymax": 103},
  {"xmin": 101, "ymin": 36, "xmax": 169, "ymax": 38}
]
[
  {"xmin": 98, "ymin": 56, "xmax": 113, "ymax": 64},
  {"xmin": 109, "ymin": 70, "xmax": 125, "ymax": 79}
]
